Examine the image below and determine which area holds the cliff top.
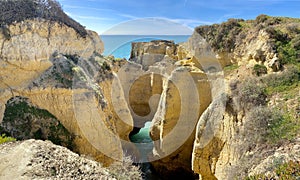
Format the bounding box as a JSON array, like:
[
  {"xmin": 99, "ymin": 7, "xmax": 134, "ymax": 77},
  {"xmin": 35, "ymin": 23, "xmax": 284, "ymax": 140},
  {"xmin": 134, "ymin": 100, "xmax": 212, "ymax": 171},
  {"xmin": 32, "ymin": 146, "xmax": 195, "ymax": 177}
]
[
  {"xmin": 0, "ymin": 0, "xmax": 87, "ymax": 37},
  {"xmin": 196, "ymin": 14, "xmax": 300, "ymax": 65}
]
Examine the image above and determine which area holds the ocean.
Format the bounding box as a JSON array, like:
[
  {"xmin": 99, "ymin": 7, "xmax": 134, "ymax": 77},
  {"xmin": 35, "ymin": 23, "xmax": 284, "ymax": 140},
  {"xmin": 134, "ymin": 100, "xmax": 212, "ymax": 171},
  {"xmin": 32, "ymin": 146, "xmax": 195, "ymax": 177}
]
[{"xmin": 101, "ymin": 35, "xmax": 190, "ymax": 59}]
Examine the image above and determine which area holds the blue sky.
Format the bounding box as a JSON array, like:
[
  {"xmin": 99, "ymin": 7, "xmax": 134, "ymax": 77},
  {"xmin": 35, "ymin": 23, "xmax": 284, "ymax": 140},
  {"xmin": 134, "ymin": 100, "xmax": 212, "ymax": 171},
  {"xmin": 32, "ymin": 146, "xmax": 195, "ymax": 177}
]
[{"xmin": 57, "ymin": 0, "xmax": 300, "ymax": 35}]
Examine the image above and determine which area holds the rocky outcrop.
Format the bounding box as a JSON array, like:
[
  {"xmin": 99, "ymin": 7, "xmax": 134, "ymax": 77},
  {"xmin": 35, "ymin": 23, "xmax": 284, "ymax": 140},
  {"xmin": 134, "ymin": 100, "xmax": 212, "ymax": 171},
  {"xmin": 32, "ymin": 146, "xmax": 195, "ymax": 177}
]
[
  {"xmin": 124, "ymin": 39, "xmax": 224, "ymax": 178},
  {"xmin": 0, "ymin": 140, "xmax": 113, "ymax": 179},
  {"xmin": 0, "ymin": 18, "xmax": 134, "ymax": 166},
  {"xmin": 0, "ymin": 19, "xmax": 103, "ymax": 89},
  {"xmin": 190, "ymin": 16, "xmax": 300, "ymax": 179},
  {"xmin": 0, "ymin": 52, "xmax": 135, "ymax": 166},
  {"xmin": 130, "ymin": 40, "xmax": 178, "ymax": 70},
  {"xmin": 196, "ymin": 15, "xmax": 300, "ymax": 72},
  {"xmin": 0, "ymin": 139, "xmax": 141, "ymax": 179}
]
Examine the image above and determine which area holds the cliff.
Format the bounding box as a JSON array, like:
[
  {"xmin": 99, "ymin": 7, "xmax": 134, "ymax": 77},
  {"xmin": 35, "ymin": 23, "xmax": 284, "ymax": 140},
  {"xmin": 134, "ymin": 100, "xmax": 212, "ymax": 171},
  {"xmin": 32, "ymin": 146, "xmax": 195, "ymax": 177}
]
[
  {"xmin": 126, "ymin": 15, "xmax": 299, "ymax": 179},
  {"xmin": 191, "ymin": 15, "xmax": 300, "ymax": 179},
  {"xmin": 0, "ymin": 19, "xmax": 103, "ymax": 89},
  {"xmin": 0, "ymin": 0, "xmax": 130, "ymax": 167}
]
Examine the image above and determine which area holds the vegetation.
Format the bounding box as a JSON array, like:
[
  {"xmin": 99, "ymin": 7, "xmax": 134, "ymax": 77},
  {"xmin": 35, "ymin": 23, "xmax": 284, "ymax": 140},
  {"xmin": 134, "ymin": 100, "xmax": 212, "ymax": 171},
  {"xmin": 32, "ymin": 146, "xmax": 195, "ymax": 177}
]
[
  {"xmin": 107, "ymin": 156, "xmax": 142, "ymax": 180},
  {"xmin": 64, "ymin": 54, "xmax": 80, "ymax": 65},
  {"xmin": 1, "ymin": 97, "xmax": 74, "ymax": 149},
  {"xmin": 252, "ymin": 64, "xmax": 267, "ymax": 76},
  {"xmin": 224, "ymin": 64, "xmax": 239, "ymax": 73},
  {"xmin": 230, "ymin": 60, "xmax": 299, "ymax": 178},
  {"xmin": 196, "ymin": 14, "xmax": 300, "ymax": 67},
  {"xmin": 245, "ymin": 106, "xmax": 299, "ymax": 144},
  {"xmin": 246, "ymin": 161, "xmax": 300, "ymax": 180},
  {"xmin": 0, "ymin": 0, "xmax": 87, "ymax": 37},
  {"xmin": 196, "ymin": 18, "xmax": 243, "ymax": 52},
  {"xmin": 262, "ymin": 65, "xmax": 300, "ymax": 94},
  {"xmin": 232, "ymin": 78, "xmax": 267, "ymax": 109},
  {"xmin": 102, "ymin": 61, "xmax": 111, "ymax": 71},
  {"xmin": 0, "ymin": 134, "xmax": 16, "ymax": 144}
]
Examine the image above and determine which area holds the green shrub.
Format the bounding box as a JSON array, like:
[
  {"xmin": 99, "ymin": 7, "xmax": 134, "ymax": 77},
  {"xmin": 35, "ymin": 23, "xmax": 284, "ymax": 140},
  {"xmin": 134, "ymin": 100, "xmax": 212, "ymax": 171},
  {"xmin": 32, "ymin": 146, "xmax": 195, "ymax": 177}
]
[
  {"xmin": 245, "ymin": 107, "xmax": 281, "ymax": 143},
  {"xmin": 0, "ymin": 134, "xmax": 16, "ymax": 144},
  {"xmin": 246, "ymin": 161, "xmax": 300, "ymax": 180},
  {"xmin": 267, "ymin": 112, "xmax": 300, "ymax": 143},
  {"xmin": 2, "ymin": 97, "xmax": 74, "ymax": 149},
  {"xmin": 276, "ymin": 41, "xmax": 297, "ymax": 64},
  {"xmin": 195, "ymin": 18, "xmax": 243, "ymax": 52},
  {"xmin": 0, "ymin": 0, "xmax": 87, "ymax": 37},
  {"xmin": 233, "ymin": 78, "xmax": 267, "ymax": 109},
  {"xmin": 224, "ymin": 64, "xmax": 239, "ymax": 71},
  {"xmin": 253, "ymin": 64, "xmax": 267, "ymax": 76},
  {"xmin": 262, "ymin": 65, "xmax": 299, "ymax": 94},
  {"xmin": 64, "ymin": 54, "xmax": 80, "ymax": 64},
  {"xmin": 255, "ymin": 14, "xmax": 269, "ymax": 25},
  {"xmin": 102, "ymin": 61, "xmax": 111, "ymax": 71},
  {"xmin": 245, "ymin": 106, "xmax": 299, "ymax": 144}
]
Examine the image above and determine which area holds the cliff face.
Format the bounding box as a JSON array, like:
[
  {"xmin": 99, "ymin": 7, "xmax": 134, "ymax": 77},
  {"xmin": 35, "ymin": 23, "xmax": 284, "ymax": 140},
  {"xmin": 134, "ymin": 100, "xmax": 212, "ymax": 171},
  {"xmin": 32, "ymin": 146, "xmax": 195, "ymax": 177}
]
[
  {"xmin": 126, "ymin": 16, "xmax": 299, "ymax": 179},
  {"xmin": 0, "ymin": 18, "xmax": 134, "ymax": 166},
  {"xmin": 196, "ymin": 15, "xmax": 300, "ymax": 72},
  {"xmin": 191, "ymin": 15, "xmax": 300, "ymax": 179},
  {"xmin": 0, "ymin": 19, "xmax": 103, "ymax": 89},
  {"xmin": 127, "ymin": 39, "xmax": 223, "ymax": 178}
]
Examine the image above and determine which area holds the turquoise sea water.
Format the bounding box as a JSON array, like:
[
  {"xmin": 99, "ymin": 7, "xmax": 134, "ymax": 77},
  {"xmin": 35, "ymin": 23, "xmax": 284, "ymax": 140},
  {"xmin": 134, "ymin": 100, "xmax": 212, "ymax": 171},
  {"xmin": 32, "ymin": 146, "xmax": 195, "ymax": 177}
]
[
  {"xmin": 129, "ymin": 122, "xmax": 153, "ymax": 163},
  {"xmin": 101, "ymin": 35, "xmax": 190, "ymax": 59}
]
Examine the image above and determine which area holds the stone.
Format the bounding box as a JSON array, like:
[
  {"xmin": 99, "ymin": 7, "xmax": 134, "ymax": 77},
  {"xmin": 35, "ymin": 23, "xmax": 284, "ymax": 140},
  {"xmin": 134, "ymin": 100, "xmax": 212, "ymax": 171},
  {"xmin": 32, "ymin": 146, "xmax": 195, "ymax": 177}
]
[{"xmin": 0, "ymin": 139, "xmax": 114, "ymax": 179}]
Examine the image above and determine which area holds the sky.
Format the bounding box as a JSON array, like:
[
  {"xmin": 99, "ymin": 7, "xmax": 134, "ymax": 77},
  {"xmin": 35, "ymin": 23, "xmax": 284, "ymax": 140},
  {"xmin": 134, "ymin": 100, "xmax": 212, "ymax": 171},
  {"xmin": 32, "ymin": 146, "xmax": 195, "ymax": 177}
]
[{"xmin": 57, "ymin": 0, "xmax": 300, "ymax": 35}]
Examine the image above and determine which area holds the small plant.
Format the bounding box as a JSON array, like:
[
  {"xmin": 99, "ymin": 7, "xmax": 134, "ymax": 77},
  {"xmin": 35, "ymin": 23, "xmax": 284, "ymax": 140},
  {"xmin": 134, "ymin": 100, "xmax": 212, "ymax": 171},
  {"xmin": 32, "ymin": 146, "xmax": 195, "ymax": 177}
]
[
  {"xmin": 233, "ymin": 78, "xmax": 267, "ymax": 109},
  {"xmin": 262, "ymin": 65, "xmax": 299, "ymax": 94},
  {"xmin": 64, "ymin": 54, "xmax": 80, "ymax": 64},
  {"xmin": 245, "ymin": 107, "xmax": 280, "ymax": 143},
  {"xmin": 102, "ymin": 61, "xmax": 111, "ymax": 71},
  {"xmin": 107, "ymin": 155, "xmax": 142, "ymax": 180},
  {"xmin": 0, "ymin": 134, "xmax": 16, "ymax": 144},
  {"xmin": 224, "ymin": 64, "xmax": 239, "ymax": 71},
  {"xmin": 246, "ymin": 161, "xmax": 300, "ymax": 180},
  {"xmin": 0, "ymin": 0, "xmax": 87, "ymax": 37},
  {"xmin": 253, "ymin": 64, "xmax": 267, "ymax": 76}
]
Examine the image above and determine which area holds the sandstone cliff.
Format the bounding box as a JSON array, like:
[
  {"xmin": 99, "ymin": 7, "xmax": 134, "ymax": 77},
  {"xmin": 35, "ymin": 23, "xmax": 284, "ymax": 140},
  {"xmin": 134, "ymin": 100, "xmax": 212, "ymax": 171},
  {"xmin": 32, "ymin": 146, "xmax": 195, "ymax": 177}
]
[
  {"xmin": 190, "ymin": 15, "xmax": 300, "ymax": 179},
  {"xmin": 0, "ymin": 12, "xmax": 134, "ymax": 166},
  {"xmin": 126, "ymin": 15, "xmax": 299, "ymax": 179},
  {"xmin": 0, "ymin": 19, "xmax": 103, "ymax": 89}
]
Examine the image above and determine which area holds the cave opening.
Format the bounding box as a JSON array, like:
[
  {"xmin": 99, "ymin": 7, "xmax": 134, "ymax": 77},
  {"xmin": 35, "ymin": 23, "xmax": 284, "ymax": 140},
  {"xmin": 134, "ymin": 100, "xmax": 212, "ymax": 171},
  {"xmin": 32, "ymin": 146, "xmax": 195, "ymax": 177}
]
[{"xmin": 129, "ymin": 121, "xmax": 152, "ymax": 144}]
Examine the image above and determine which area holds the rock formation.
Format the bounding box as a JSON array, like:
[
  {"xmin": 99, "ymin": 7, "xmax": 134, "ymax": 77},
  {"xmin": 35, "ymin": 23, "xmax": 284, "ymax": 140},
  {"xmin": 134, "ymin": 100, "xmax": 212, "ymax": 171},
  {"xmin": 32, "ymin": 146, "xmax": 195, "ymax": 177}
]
[
  {"xmin": 0, "ymin": 17, "xmax": 133, "ymax": 166},
  {"xmin": 0, "ymin": 139, "xmax": 142, "ymax": 179},
  {"xmin": 0, "ymin": 140, "xmax": 115, "ymax": 179},
  {"xmin": 0, "ymin": 19, "xmax": 103, "ymax": 89}
]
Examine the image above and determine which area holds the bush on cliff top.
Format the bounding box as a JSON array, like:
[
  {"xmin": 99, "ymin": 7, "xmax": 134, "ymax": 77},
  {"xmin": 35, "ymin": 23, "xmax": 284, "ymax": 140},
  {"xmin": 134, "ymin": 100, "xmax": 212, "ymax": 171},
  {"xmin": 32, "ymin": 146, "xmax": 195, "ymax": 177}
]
[{"xmin": 0, "ymin": 0, "xmax": 87, "ymax": 37}]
